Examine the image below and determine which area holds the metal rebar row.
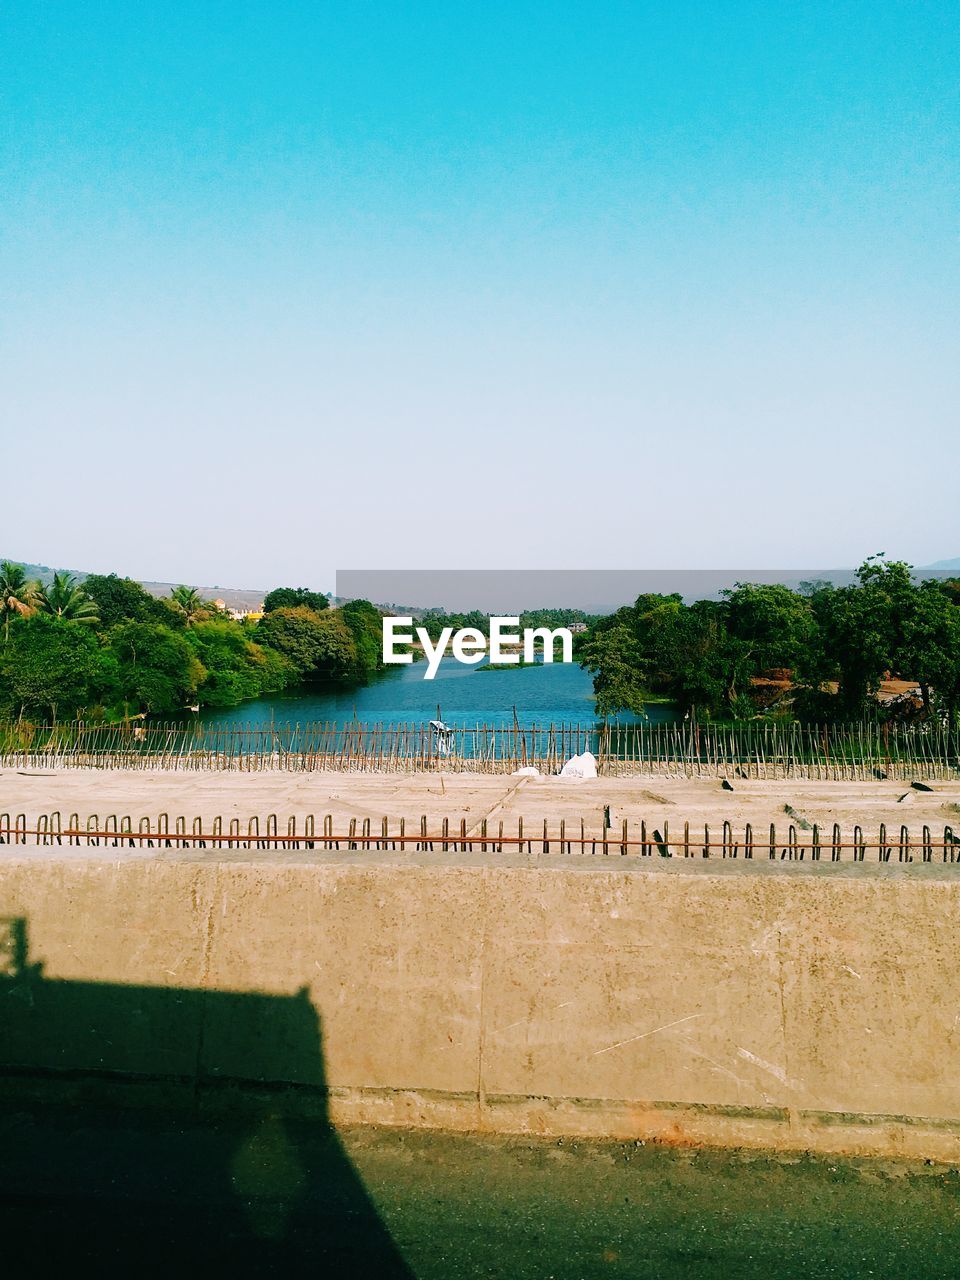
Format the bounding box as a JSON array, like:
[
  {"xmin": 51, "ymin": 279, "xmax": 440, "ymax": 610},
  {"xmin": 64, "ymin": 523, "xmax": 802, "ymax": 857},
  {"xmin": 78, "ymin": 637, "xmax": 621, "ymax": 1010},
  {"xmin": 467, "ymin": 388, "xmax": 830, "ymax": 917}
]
[{"xmin": 3, "ymin": 812, "xmax": 959, "ymax": 863}]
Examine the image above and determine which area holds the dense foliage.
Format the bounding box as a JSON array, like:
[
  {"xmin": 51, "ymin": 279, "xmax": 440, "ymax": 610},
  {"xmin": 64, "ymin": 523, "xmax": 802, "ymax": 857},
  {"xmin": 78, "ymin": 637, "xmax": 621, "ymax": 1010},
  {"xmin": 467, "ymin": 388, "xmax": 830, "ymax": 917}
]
[
  {"xmin": 577, "ymin": 559, "xmax": 960, "ymax": 725},
  {"xmin": 0, "ymin": 564, "xmax": 385, "ymax": 721},
  {"xmin": 262, "ymin": 586, "xmax": 330, "ymax": 613},
  {"xmin": 83, "ymin": 574, "xmax": 183, "ymax": 629}
]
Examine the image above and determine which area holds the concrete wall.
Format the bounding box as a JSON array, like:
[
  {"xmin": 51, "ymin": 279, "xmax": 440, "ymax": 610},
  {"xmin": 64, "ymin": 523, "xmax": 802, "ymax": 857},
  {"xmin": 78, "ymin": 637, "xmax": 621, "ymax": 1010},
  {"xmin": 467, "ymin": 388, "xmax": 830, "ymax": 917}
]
[{"xmin": 2, "ymin": 850, "xmax": 959, "ymax": 1160}]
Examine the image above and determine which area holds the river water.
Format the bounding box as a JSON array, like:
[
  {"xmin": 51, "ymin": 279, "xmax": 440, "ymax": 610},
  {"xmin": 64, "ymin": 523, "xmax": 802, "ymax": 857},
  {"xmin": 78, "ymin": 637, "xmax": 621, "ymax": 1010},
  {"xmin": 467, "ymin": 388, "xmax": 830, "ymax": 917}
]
[{"xmin": 197, "ymin": 657, "xmax": 679, "ymax": 729}]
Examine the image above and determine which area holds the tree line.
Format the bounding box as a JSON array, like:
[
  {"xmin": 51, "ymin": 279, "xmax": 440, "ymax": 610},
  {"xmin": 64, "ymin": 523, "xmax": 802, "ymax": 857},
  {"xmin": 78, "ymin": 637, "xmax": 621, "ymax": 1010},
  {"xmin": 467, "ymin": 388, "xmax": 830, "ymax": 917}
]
[
  {"xmin": 4, "ymin": 557, "xmax": 959, "ymax": 726},
  {"xmin": 0, "ymin": 563, "xmax": 386, "ymax": 721},
  {"xmin": 415, "ymin": 607, "xmax": 593, "ymax": 643},
  {"xmin": 576, "ymin": 558, "xmax": 960, "ymax": 725}
]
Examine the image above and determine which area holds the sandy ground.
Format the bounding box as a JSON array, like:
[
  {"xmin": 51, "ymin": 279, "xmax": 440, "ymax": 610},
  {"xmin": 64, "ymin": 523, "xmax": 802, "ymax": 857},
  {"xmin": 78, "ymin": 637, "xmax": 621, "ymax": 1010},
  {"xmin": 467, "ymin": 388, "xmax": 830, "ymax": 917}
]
[{"xmin": 2, "ymin": 768, "xmax": 959, "ymax": 842}]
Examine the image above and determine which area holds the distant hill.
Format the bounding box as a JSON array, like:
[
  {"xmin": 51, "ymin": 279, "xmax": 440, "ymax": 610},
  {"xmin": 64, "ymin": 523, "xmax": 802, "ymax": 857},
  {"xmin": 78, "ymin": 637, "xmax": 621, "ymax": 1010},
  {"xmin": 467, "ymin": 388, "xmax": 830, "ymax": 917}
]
[
  {"xmin": 0, "ymin": 559, "xmax": 79, "ymax": 585},
  {"xmin": 0, "ymin": 558, "xmax": 267, "ymax": 611},
  {"xmin": 3, "ymin": 553, "xmax": 957, "ymax": 616}
]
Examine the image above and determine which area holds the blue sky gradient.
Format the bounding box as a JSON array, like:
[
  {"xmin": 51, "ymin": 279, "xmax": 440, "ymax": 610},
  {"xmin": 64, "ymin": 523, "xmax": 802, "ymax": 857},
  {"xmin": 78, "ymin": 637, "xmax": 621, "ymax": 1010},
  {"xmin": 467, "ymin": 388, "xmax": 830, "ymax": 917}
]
[{"xmin": 2, "ymin": 3, "xmax": 957, "ymax": 588}]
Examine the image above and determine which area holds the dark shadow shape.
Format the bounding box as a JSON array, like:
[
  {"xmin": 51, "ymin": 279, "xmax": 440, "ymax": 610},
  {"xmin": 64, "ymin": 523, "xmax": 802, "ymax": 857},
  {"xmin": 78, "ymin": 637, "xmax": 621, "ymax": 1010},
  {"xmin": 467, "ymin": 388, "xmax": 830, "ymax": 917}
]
[{"xmin": 0, "ymin": 917, "xmax": 414, "ymax": 1277}]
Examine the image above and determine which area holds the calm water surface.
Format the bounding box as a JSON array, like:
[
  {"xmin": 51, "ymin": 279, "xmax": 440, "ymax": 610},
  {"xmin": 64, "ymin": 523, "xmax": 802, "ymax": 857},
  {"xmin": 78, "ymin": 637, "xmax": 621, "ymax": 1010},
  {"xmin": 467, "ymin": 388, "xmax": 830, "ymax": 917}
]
[{"xmin": 197, "ymin": 657, "xmax": 679, "ymax": 729}]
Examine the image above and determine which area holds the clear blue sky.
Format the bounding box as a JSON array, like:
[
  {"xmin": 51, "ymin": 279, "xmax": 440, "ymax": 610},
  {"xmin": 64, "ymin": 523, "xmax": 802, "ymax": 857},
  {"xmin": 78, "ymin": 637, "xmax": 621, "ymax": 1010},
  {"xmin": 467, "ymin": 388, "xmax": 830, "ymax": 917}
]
[{"xmin": 2, "ymin": 2, "xmax": 957, "ymax": 589}]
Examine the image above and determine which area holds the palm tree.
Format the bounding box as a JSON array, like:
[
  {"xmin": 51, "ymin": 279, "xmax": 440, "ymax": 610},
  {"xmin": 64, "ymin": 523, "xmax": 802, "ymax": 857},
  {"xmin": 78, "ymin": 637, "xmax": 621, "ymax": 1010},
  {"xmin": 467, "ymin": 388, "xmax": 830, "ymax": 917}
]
[
  {"xmin": 170, "ymin": 584, "xmax": 205, "ymax": 622},
  {"xmin": 33, "ymin": 571, "xmax": 100, "ymax": 625},
  {"xmin": 0, "ymin": 561, "xmax": 35, "ymax": 641}
]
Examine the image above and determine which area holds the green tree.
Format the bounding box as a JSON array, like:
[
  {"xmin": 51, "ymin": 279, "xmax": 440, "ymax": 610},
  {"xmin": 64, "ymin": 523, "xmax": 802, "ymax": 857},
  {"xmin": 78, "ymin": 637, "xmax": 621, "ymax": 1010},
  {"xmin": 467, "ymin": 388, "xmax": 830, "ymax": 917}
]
[
  {"xmin": 900, "ymin": 581, "xmax": 960, "ymax": 726},
  {"xmin": 33, "ymin": 572, "xmax": 99, "ymax": 625},
  {"xmin": 580, "ymin": 593, "xmax": 755, "ymax": 720},
  {"xmin": 263, "ymin": 587, "xmax": 329, "ymax": 613},
  {"xmin": 83, "ymin": 574, "xmax": 179, "ymax": 629},
  {"xmin": 339, "ymin": 599, "xmax": 386, "ymax": 681},
  {"xmin": 577, "ymin": 620, "xmax": 649, "ymax": 716},
  {"xmin": 105, "ymin": 623, "xmax": 205, "ymax": 713},
  {"xmin": 0, "ymin": 616, "xmax": 114, "ymax": 719},
  {"xmin": 255, "ymin": 607, "xmax": 357, "ymax": 683},
  {"xmin": 649, "ymin": 600, "xmax": 753, "ymax": 719},
  {"xmin": 723, "ymin": 582, "xmax": 814, "ymax": 672},
  {"xmin": 797, "ymin": 558, "xmax": 917, "ymax": 718},
  {"xmin": 187, "ymin": 620, "xmax": 294, "ymax": 707},
  {"xmin": 0, "ymin": 561, "xmax": 34, "ymax": 642},
  {"xmin": 169, "ymin": 584, "xmax": 208, "ymax": 622},
  {"xmin": 418, "ymin": 609, "xmax": 489, "ymax": 642}
]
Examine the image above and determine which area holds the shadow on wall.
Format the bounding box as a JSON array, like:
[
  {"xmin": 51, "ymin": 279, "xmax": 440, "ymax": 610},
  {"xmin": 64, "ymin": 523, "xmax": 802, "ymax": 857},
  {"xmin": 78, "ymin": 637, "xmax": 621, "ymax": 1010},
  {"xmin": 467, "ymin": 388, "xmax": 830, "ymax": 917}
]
[{"xmin": 0, "ymin": 917, "xmax": 413, "ymax": 1276}]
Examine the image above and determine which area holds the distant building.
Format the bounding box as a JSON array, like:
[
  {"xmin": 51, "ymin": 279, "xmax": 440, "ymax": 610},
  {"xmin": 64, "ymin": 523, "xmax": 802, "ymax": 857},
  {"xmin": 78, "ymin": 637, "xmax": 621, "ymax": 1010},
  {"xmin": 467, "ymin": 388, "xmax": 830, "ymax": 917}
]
[
  {"xmin": 228, "ymin": 604, "xmax": 264, "ymax": 621},
  {"xmin": 568, "ymin": 622, "xmax": 588, "ymax": 634}
]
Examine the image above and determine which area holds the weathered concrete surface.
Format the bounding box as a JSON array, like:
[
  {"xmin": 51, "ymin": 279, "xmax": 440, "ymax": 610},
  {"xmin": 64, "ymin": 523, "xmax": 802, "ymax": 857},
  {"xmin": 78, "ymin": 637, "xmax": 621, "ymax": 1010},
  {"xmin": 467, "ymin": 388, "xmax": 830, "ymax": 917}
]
[{"xmin": 2, "ymin": 848, "xmax": 960, "ymax": 1160}]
